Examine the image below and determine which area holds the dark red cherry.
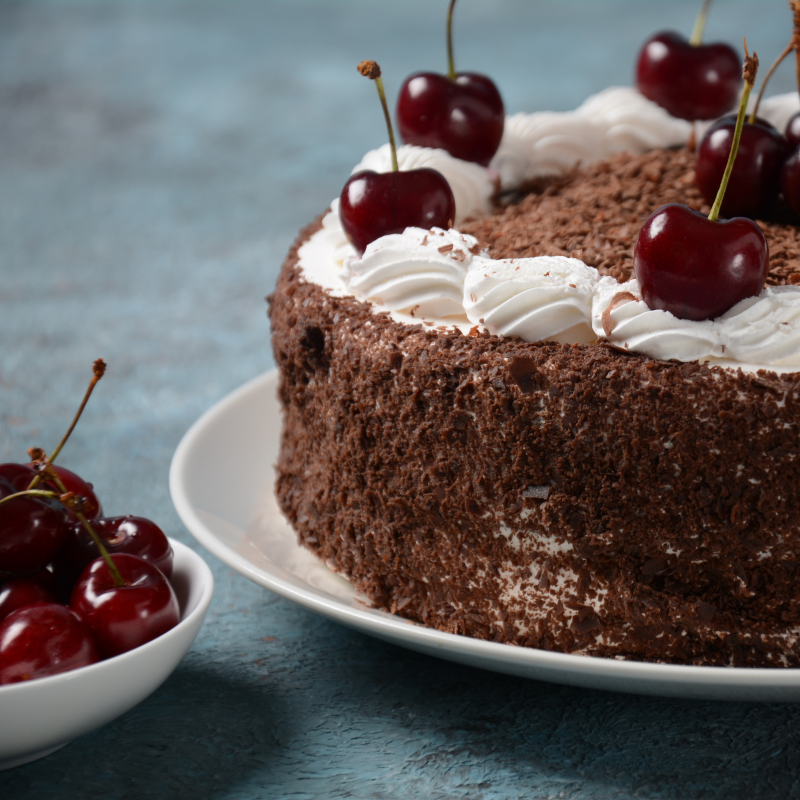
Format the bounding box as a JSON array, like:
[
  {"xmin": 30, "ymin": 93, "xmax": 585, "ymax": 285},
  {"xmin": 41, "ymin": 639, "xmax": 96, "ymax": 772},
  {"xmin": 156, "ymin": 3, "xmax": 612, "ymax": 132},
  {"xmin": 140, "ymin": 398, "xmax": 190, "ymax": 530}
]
[
  {"xmin": 696, "ymin": 116, "xmax": 789, "ymax": 218},
  {"xmin": 0, "ymin": 464, "xmax": 70, "ymax": 576},
  {"xmin": 0, "ymin": 463, "xmax": 38, "ymax": 492},
  {"xmin": 340, "ymin": 169, "xmax": 456, "ymax": 255},
  {"xmin": 634, "ymin": 203, "xmax": 768, "ymax": 321},
  {"xmin": 780, "ymin": 147, "xmax": 800, "ymax": 219},
  {"xmin": 0, "ymin": 603, "xmax": 99, "ymax": 684},
  {"xmin": 36, "ymin": 464, "xmax": 102, "ymax": 521},
  {"xmin": 58, "ymin": 515, "xmax": 173, "ymax": 579},
  {"xmin": 0, "ymin": 578, "xmax": 58, "ymax": 621},
  {"xmin": 786, "ymin": 112, "xmax": 800, "ymax": 150},
  {"xmin": 28, "ymin": 567, "xmax": 58, "ymax": 596},
  {"xmin": 70, "ymin": 554, "xmax": 179, "ymax": 659},
  {"xmin": 343, "ymin": 61, "xmax": 457, "ymax": 254},
  {"xmin": 396, "ymin": 0, "xmax": 504, "ymax": 165},
  {"xmin": 636, "ymin": 32, "xmax": 740, "ymax": 120},
  {"xmin": 397, "ymin": 72, "xmax": 504, "ymax": 166}
]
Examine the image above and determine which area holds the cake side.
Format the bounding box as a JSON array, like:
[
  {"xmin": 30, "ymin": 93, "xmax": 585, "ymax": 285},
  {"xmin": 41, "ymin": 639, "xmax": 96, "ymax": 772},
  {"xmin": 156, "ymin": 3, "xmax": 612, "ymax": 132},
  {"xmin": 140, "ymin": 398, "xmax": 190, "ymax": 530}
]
[{"xmin": 269, "ymin": 219, "xmax": 800, "ymax": 667}]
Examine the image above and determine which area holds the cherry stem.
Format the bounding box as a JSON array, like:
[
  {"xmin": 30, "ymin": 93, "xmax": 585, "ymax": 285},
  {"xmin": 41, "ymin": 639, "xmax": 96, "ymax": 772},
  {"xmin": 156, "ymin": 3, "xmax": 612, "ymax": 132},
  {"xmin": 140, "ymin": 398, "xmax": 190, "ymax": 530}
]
[
  {"xmin": 709, "ymin": 45, "xmax": 758, "ymax": 223},
  {"xmin": 797, "ymin": 38, "xmax": 800, "ymax": 103},
  {"xmin": 76, "ymin": 512, "xmax": 125, "ymax": 587},
  {"xmin": 43, "ymin": 466, "xmax": 126, "ymax": 588},
  {"xmin": 0, "ymin": 477, "xmax": 124, "ymax": 587},
  {"xmin": 0, "ymin": 489, "xmax": 60, "ymax": 506},
  {"xmin": 446, "ymin": 0, "xmax": 457, "ymax": 79},
  {"xmin": 793, "ymin": 0, "xmax": 800, "ymax": 98},
  {"xmin": 27, "ymin": 358, "xmax": 106, "ymax": 492},
  {"xmin": 357, "ymin": 61, "xmax": 398, "ymax": 173},
  {"xmin": 750, "ymin": 41, "xmax": 793, "ymax": 123},
  {"xmin": 689, "ymin": 0, "xmax": 714, "ymax": 47}
]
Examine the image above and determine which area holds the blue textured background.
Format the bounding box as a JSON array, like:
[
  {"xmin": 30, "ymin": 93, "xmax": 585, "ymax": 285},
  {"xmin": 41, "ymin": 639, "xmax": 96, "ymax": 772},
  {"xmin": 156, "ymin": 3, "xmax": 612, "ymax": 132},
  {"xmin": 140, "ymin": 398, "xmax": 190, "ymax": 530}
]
[{"xmin": 1, "ymin": 2, "xmax": 800, "ymax": 797}]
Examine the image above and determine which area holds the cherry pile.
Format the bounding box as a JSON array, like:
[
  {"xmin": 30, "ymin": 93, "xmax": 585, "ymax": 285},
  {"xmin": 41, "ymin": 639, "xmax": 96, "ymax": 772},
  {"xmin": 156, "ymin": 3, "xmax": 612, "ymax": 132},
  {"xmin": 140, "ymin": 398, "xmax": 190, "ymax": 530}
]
[
  {"xmin": 0, "ymin": 360, "xmax": 179, "ymax": 684},
  {"xmin": 667, "ymin": 2, "xmax": 800, "ymax": 222}
]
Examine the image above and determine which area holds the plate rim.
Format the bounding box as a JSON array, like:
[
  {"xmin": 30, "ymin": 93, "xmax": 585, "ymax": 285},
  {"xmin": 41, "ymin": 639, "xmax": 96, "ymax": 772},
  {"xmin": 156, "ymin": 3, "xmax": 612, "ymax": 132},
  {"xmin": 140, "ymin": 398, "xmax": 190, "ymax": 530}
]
[{"xmin": 170, "ymin": 369, "xmax": 800, "ymax": 700}]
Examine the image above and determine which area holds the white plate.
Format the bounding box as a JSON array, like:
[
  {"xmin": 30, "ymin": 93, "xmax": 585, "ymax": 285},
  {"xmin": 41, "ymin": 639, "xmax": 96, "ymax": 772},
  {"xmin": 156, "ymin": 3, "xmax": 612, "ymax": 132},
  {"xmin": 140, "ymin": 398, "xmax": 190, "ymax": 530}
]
[
  {"xmin": 0, "ymin": 540, "xmax": 214, "ymax": 770},
  {"xmin": 171, "ymin": 370, "xmax": 800, "ymax": 702}
]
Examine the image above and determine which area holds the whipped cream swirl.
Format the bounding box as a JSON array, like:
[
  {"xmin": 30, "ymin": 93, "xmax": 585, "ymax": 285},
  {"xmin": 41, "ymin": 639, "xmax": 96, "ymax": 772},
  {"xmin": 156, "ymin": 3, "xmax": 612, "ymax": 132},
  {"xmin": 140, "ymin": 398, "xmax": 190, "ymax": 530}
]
[
  {"xmin": 353, "ymin": 144, "xmax": 495, "ymax": 224},
  {"xmin": 491, "ymin": 87, "xmax": 692, "ymax": 188},
  {"xmin": 592, "ymin": 279, "xmax": 800, "ymax": 367},
  {"xmin": 464, "ymin": 256, "xmax": 598, "ymax": 344},
  {"xmin": 347, "ymin": 228, "xmax": 480, "ymax": 318}
]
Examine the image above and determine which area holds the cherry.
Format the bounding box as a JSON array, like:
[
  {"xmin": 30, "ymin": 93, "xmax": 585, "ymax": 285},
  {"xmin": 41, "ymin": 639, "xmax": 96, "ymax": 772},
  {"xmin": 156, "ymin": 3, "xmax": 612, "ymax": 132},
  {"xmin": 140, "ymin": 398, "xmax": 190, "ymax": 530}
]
[
  {"xmin": 397, "ymin": 74, "xmax": 503, "ymax": 167},
  {"xmin": 695, "ymin": 115, "xmax": 788, "ymax": 218},
  {"xmin": 58, "ymin": 515, "xmax": 174, "ymax": 580},
  {"xmin": 0, "ymin": 578, "xmax": 57, "ymax": 621},
  {"xmin": 28, "ymin": 567, "xmax": 58, "ymax": 596},
  {"xmin": 634, "ymin": 204, "xmax": 768, "ymax": 320},
  {"xmin": 786, "ymin": 113, "xmax": 800, "ymax": 149},
  {"xmin": 0, "ymin": 464, "xmax": 71, "ymax": 576},
  {"xmin": 0, "ymin": 463, "xmax": 39, "ymax": 492},
  {"xmin": 634, "ymin": 49, "xmax": 768, "ymax": 321},
  {"xmin": 396, "ymin": 0, "xmax": 503, "ymax": 165},
  {"xmin": 781, "ymin": 147, "xmax": 800, "ymax": 219},
  {"xmin": 695, "ymin": 33, "xmax": 795, "ymax": 219},
  {"xmin": 635, "ymin": 1, "xmax": 740, "ymax": 121},
  {"xmin": 341, "ymin": 170, "xmax": 456, "ymax": 255},
  {"xmin": 37, "ymin": 464, "xmax": 102, "ymax": 521},
  {"xmin": 70, "ymin": 554, "xmax": 179, "ymax": 659},
  {"xmin": 340, "ymin": 61, "xmax": 456, "ymax": 255},
  {"xmin": 0, "ymin": 603, "xmax": 99, "ymax": 684}
]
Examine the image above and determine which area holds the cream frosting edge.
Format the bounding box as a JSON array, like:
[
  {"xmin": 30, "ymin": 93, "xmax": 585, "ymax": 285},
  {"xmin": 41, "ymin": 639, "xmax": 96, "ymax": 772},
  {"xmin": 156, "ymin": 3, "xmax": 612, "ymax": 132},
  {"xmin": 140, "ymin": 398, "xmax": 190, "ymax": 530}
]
[{"xmin": 296, "ymin": 87, "xmax": 800, "ymax": 374}]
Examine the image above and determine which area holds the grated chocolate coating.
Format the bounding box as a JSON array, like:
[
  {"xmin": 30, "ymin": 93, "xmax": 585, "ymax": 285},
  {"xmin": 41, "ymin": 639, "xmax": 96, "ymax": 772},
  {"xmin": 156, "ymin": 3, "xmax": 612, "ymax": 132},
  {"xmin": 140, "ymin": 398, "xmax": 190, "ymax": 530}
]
[
  {"xmin": 269, "ymin": 149, "xmax": 800, "ymax": 667},
  {"xmin": 462, "ymin": 148, "xmax": 800, "ymax": 285}
]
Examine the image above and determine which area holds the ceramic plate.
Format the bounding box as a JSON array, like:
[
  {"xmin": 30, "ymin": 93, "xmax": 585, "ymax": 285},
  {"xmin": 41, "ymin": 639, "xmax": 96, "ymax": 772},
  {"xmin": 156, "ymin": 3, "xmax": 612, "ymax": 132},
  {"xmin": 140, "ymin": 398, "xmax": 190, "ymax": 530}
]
[{"xmin": 170, "ymin": 370, "xmax": 800, "ymax": 702}]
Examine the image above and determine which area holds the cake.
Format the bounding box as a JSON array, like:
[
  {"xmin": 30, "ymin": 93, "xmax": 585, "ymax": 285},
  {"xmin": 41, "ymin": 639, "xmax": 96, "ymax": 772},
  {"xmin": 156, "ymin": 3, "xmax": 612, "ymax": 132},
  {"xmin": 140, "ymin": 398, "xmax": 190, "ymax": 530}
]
[{"xmin": 268, "ymin": 87, "xmax": 800, "ymax": 667}]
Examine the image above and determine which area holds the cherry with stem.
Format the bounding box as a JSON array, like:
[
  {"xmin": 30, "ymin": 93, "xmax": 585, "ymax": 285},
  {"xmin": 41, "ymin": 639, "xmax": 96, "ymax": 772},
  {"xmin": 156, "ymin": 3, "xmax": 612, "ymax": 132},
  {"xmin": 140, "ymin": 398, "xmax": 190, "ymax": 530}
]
[
  {"xmin": 634, "ymin": 48, "xmax": 769, "ymax": 321},
  {"xmin": 0, "ymin": 359, "xmax": 125, "ymax": 587},
  {"xmin": 339, "ymin": 61, "xmax": 456, "ymax": 255},
  {"xmin": 0, "ymin": 466, "xmax": 70, "ymax": 576},
  {"xmin": 781, "ymin": 2, "xmax": 800, "ymax": 216},
  {"xmin": 695, "ymin": 37, "xmax": 789, "ymax": 220},
  {"xmin": 395, "ymin": 0, "xmax": 504, "ymax": 166},
  {"xmin": 635, "ymin": 0, "xmax": 740, "ymax": 122}
]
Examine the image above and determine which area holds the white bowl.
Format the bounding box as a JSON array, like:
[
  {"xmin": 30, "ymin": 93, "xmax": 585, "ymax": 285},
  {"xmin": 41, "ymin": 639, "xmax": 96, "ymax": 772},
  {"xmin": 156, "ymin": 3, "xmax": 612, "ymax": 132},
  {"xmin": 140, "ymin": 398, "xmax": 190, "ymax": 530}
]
[{"xmin": 0, "ymin": 539, "xmax": 214, "ymax": 771}]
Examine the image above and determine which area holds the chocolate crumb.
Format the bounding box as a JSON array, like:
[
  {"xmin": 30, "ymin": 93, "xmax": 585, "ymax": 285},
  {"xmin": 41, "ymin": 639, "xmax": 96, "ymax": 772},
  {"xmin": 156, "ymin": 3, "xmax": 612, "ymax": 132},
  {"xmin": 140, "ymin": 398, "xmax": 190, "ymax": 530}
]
[
  {"xmin": 460, "ymin": 148, "xmax": 800, "ymax": 287},
  {"xmin": 602, "ymin": 292, "xmax": 639, "ymax": 336}
]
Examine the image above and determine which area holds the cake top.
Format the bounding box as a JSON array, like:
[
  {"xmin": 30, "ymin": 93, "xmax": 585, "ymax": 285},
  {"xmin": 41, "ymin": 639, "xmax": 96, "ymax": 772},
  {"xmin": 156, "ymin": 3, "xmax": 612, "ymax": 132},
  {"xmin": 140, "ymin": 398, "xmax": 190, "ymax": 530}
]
[
  {"xmin": 461, "ymin": 147, "xmax": 800, "ymax": 288},
  {"xmin": 297, "ymin": 88, "xmax": 800, "ymax": 372}
]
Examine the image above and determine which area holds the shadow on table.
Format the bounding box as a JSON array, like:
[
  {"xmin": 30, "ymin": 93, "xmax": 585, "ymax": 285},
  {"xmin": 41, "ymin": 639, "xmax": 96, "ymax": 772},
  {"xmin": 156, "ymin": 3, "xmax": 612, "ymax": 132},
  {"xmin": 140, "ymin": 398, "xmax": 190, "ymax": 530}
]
[
  {"xmin": 326, "ymin": 630, "xmax": 800, "ymax": 800},
  {"xmin": 0, "ymin": 663, "xmax": 289, "ymax": 800},
  {"xmin": 3, "ymin": 618, "xmax": 799, "ymax": 800}
]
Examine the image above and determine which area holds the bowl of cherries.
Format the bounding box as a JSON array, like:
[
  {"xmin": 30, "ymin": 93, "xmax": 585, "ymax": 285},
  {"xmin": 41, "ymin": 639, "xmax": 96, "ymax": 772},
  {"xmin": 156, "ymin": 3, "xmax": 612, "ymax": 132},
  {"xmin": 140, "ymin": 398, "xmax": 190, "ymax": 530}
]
[{"xmin": 0, "ymin": 360, "xmax": 214, "ymax": 770}]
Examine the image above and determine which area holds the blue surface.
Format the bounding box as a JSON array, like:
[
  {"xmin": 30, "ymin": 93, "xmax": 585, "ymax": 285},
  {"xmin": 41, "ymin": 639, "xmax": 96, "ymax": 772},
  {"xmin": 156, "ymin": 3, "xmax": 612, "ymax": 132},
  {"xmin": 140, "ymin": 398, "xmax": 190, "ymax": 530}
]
[{"xmin": 1, "ymin": 1, "xmax": 800, "ymax": 797}]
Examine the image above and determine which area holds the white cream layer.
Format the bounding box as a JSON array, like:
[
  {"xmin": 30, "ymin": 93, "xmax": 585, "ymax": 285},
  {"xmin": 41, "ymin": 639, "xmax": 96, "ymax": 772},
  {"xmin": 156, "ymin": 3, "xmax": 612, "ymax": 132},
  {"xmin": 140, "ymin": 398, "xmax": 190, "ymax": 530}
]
[{"xmin": 298, "ymin": 87, "xmax": 800, "ymax": 371}]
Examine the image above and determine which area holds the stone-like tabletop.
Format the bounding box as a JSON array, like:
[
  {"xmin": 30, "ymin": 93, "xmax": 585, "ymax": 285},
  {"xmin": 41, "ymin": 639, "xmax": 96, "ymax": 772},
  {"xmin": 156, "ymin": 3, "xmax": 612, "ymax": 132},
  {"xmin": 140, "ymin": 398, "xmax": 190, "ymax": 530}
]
[{"xmin": 1, "ymin": 2, "xmax": 799, "ymax": 798}]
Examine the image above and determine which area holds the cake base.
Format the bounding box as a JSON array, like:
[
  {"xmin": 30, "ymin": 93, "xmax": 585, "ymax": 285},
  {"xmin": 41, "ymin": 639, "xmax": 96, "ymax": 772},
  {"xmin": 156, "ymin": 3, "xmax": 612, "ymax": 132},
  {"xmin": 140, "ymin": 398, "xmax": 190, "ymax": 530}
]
[{"xmin": 269, "ymin": 154, "xmax": 800, "ymax": 668}]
